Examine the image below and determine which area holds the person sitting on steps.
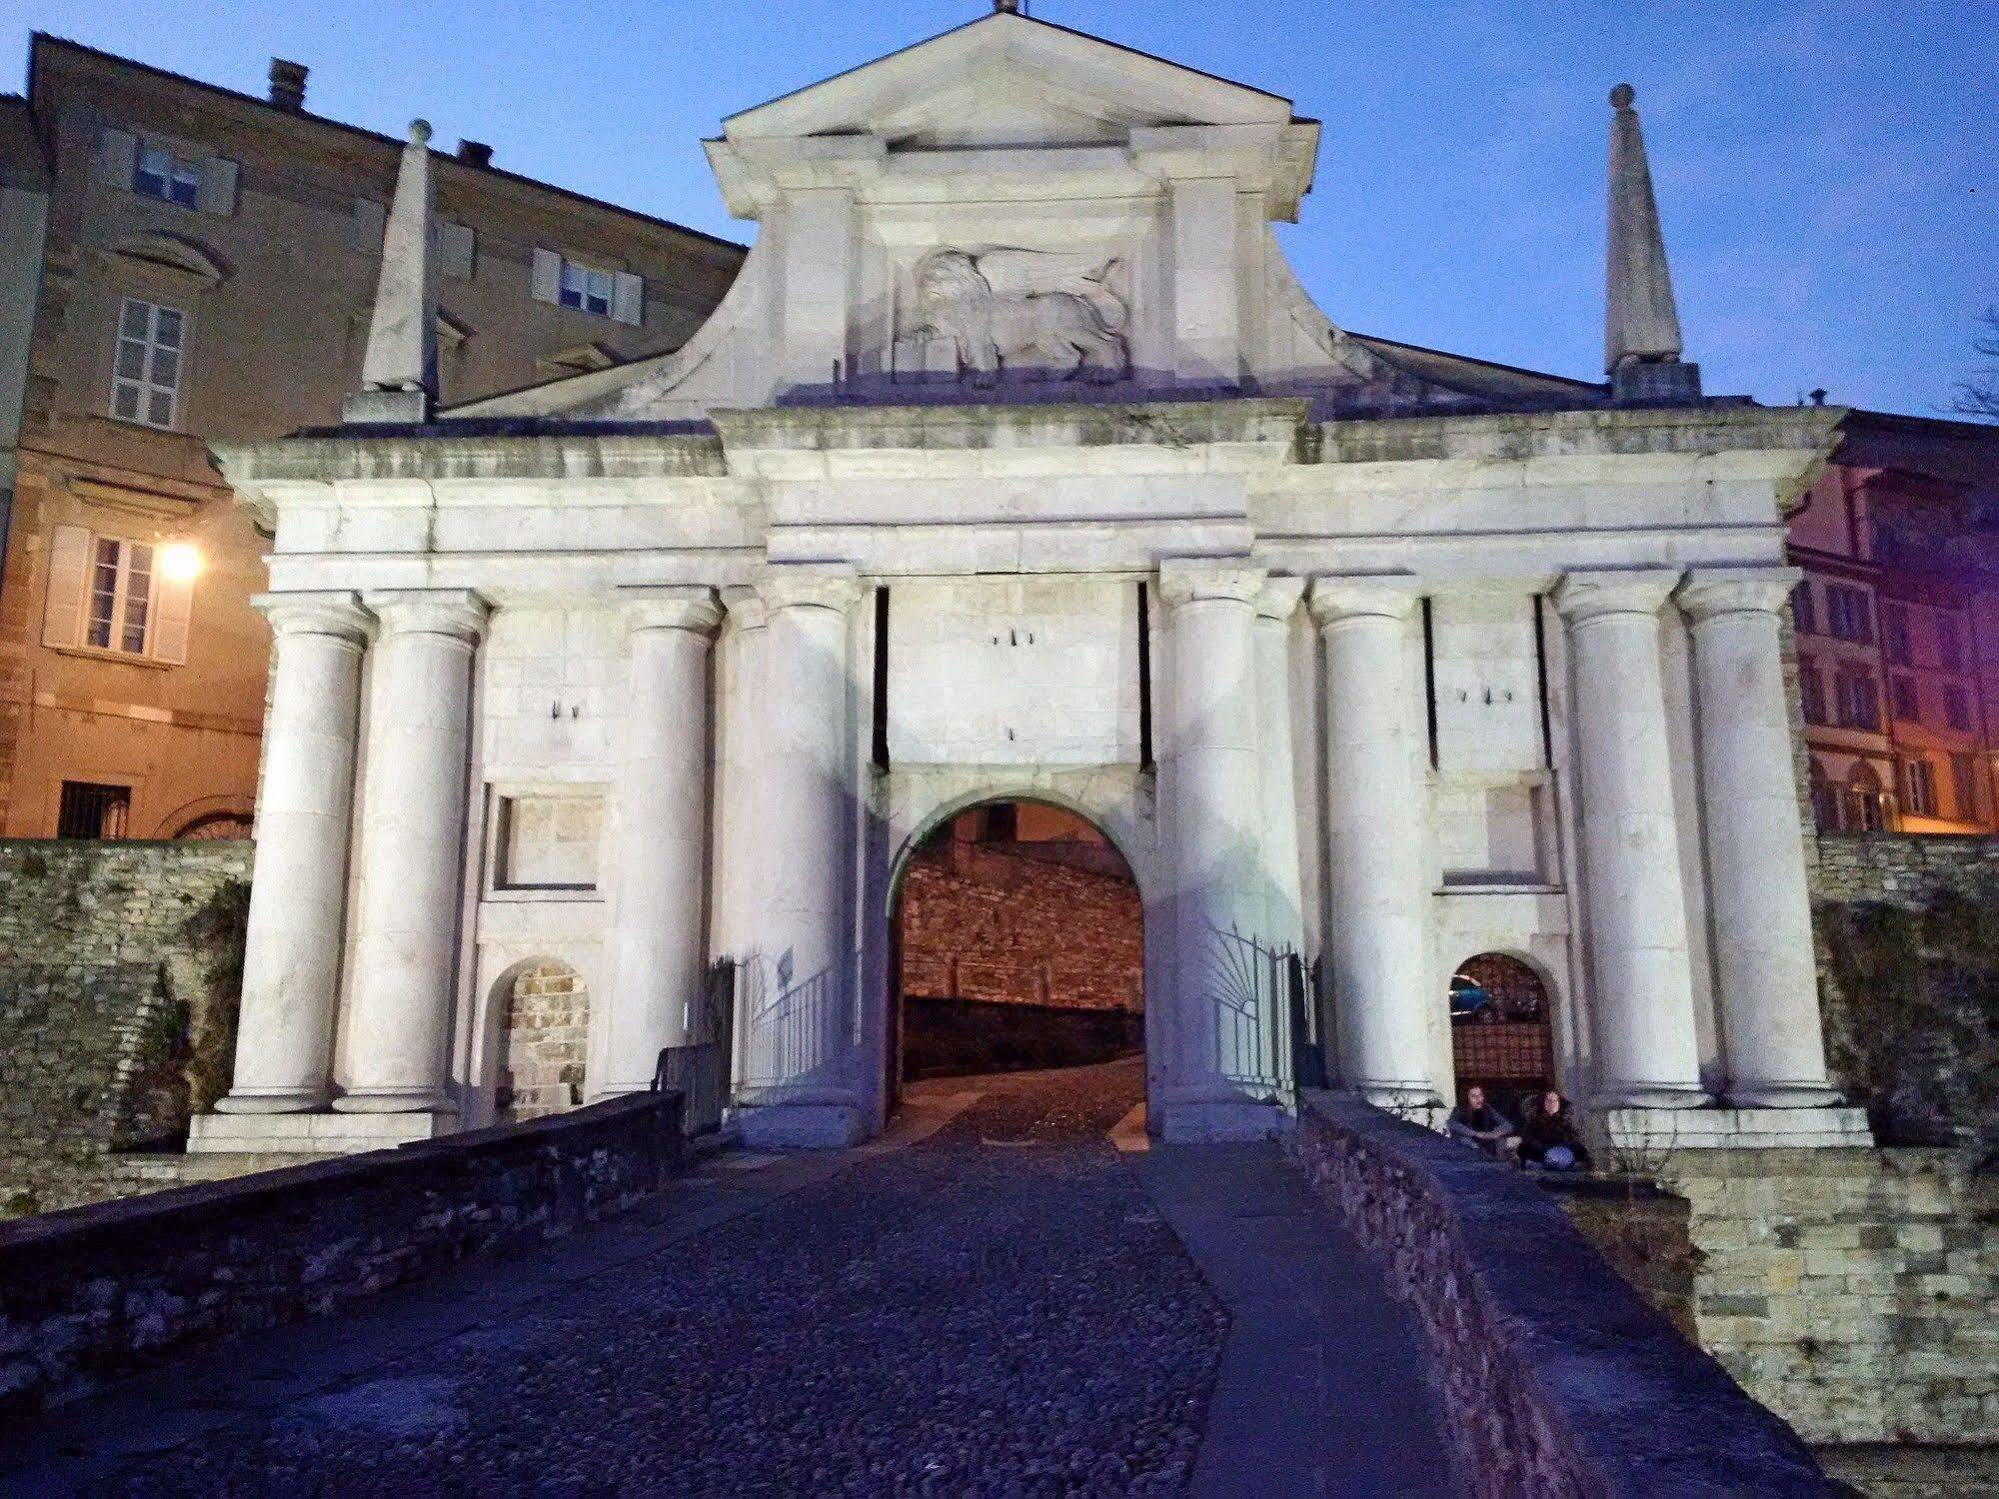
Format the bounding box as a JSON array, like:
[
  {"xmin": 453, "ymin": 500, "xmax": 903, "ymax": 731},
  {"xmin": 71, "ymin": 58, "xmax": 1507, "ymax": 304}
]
[
  {"xmin": 1518, "ymin": 1088, "xmax": 1590, "ymax": 1171},
  {"xmin": 1446, "ymin": 1084, "xmax": 1519, "ymax": 1161}
]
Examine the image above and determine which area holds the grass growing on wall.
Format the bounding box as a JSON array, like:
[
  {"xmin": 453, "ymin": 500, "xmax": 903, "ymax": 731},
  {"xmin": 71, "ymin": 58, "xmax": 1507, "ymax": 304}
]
[{"xmin": 1817, "ymin": 872, "xmax": 1999, "ymax": 1166}]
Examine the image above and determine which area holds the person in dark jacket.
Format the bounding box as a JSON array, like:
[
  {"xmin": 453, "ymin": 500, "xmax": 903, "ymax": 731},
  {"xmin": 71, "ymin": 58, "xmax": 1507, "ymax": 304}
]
[
  {"xmin": 1446, "ymin": 1084, "xmax": 1518, "ymax": 1160},
  {"xmin": 1518, "ymin": 1089, "xmax": 1590, "ymax": 1170}
]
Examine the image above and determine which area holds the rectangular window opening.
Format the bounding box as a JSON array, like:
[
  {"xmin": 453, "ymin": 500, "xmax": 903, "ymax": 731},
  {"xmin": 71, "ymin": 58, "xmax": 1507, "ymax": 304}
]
[
  {"xmin": 57, "ymin": 781, "xmax": 131, "ymax": 839},
  {"xmin": 110, "ymin": 298, "xmax": 186, "ymax": 430}
]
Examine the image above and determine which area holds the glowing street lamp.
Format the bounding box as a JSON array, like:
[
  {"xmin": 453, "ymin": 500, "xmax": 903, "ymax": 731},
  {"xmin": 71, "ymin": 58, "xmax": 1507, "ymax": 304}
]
[{"xmin": 159, "ymin": 542, "xmax": 202, "ymax": 582}]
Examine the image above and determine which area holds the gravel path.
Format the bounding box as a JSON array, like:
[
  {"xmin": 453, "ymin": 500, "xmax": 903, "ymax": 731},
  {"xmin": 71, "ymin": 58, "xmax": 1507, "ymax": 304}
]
[{"xmin": 104, "ymin": 1057, "xmax": 1230, "ymax": 1497}]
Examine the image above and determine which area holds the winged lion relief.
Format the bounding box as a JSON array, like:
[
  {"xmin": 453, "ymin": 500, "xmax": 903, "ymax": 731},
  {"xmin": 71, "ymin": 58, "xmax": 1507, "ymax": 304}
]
[{"xmin": 901, "ymin": 247, "xmax": 1131, "ymax": 385}]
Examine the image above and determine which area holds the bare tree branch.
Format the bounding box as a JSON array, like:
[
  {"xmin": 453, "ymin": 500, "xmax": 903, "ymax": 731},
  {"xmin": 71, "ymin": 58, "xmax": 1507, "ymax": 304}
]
[{"xmin": 1951, "ymin": 305, "xmax": 1999, "ymax": 421}]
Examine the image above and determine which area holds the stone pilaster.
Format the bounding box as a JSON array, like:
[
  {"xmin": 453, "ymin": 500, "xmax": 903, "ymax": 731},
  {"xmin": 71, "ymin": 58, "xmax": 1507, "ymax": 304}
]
[
  {"xmin": 598, "ymin": 587, "xmax": 721, "ymax": 1098},
  {"xmin": 1551, "ymin": 569, "xmax": 1706, "ymax": 1109},
  {"xmin": 335, "ymin": 590, "xmax": 488, "ymax": 1114},
  {"xmin": 214, "ymin": 593, "xmax": 371, "ymax": 1114},
  {"xmin": 1310, "ymin": 575, "xmax": 1436, "ymax": 1110},
  {"xmin": 1677, "ymin": 568, "xmax": 1839, "ymax": 1108}
]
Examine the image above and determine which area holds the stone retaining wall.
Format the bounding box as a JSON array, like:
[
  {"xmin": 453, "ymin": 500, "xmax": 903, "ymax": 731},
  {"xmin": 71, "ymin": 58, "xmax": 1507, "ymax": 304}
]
[
  {"xmin": 1667, "ymin": 1147, "xmax": 1999, "ymax": 1445},
  {"xmin": 1812, "ymin": 833, "xmax": 1999, "ymax": 905},
  {"xmin": 1287, "ymin": 1092, "xmax": 1832, "ymax": 1497},
  {"xmin": 0, "ymin": 840, "xmax": 251, "ymax": 1217},
  {"xmin": 0, "ymin": 1090, "xmax": 684, "ymax": 1420}
]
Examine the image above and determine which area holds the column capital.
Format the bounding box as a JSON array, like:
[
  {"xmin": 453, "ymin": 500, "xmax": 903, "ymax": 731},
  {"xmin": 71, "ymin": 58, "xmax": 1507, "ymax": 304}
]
[
  {"xmin": 1550, "ymin": 568, "xmax": 1681, "ymax": 625},
  {"xmin": 1307, "ymin": 573, "xmax": 1423, "ymax": 626},
  {"xmin": 620, "ymin": 585, "xmax": 721, "ymax": 636},
  {"xmin": 1254, "ymin": 575, "xmax": 1305, "ymax": 623},
  {"xmin": 362, "ymin": 589, "xmax": 489, "ymax": 644},
  {"xmin": 720, "ymin": 583, "xmax": 770, "ymax": 633},
  {"xmin": 1158, "ymin": 559, "xmax": 1264, "ymax": 608},
  {"xmin": 252, "ymin": 591, "xmax": 371, "ymax": 645},
  {"xmin": 756, "ymin": 565, "xmax": 862, "ymax": 615},
  {"xmin": 1675, "ymin": 566, "xmax": 1801, "ymax": 624}
]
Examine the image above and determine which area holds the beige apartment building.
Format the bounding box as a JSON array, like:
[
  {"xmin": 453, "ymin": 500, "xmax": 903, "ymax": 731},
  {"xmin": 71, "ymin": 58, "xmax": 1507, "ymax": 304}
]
[
  {"xmin": 1790, "ymin": 412, "xmax": 1999, "ymax": 835},
  {"xmin": 0, "ymin": 36, "xmax": 742, "ymax": 839}
]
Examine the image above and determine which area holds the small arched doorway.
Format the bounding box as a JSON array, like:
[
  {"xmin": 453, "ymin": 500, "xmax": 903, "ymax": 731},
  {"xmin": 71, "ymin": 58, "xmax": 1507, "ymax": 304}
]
[
  {"xmin": 493, "ymin": 958, "xmax": 591, "ymax": 1120},
  {"xmin": 888, "ymin": 799, "xmax": 1144, "ymax": 1117},
  {"xmin": 1448, "ymin": 953, "xmax": 1554, "ymax": 1115}
]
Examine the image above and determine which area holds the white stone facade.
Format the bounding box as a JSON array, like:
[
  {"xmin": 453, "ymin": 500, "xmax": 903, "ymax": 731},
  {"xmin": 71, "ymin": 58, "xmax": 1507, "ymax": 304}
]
[{"xmin": 196, "ymin": 12, "xmax": 1867, "ymax": 1151}]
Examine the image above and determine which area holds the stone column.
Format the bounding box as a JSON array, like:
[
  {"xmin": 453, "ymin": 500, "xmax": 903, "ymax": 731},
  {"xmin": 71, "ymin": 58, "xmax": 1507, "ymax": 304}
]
[
  {"xmin": 1158, "ymin": 561, "xmax": 1276, "ymax": 1138},
  {"xmin": 598, "ymin": 588, "xmax": 721, "ymax": 1097},
  {"xmin": 712, "ymin": 587, "xmax": 770, "ymax": 962},
  {"xmin": 736, "ymin": 566, "xmax": 862, "ymax": 1146},
  {"xmin": 1678, "ymin": 568, "xmax": 1839, "ymax": 1107},
  {"xmin": 1255, "ymin": 579, "xmax": 1306, "ymax": 1087},
  {"xmin": 214, "ymin": 593, "xmax": 371, "ymax": 1114},
  {"xmin": 1551, "ymin": 570, "xmax": 1707, "ymax": 1108},
  {"xmin": 1311, "ymin": 576, "xmax": 1436, "ymax": 1109},
  {"xmin": 335, "ymin": 590, "xmax": 488, "ymax": 1114}
]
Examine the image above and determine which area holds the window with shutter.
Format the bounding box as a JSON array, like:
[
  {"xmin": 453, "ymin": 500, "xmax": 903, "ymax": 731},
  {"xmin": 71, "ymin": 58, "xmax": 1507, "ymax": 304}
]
[
  {"xmin": 350, "ymin": 197, "xmax": 387, "ymax": 253},
  {"xmin": 611, "ymin": 271, "xmax": 644, "ymax": 326},
  {"xmin": 195, "ymin": 157, "xmax": 238, "ymax": 216},
  {"xmin": 42, "ymin": 524, "xmax": 91, "ymax": 648},
  {"xmin": 530, "ymin": 247, "xmax": 562, "ymax": 304},
  {"xmin": 110, "ymin": 298, "xmax": 188, "ymax": 429},
  {"xmin": 438, "ymin": 221, "xmax": 476, "ymax": 280},
  {"xmin": 98, "ymin": 128, "xmax": 139, "ymax": 189}
]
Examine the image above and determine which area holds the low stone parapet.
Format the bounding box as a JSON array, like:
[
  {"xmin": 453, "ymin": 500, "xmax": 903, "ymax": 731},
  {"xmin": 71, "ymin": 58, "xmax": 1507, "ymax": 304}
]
[
  {"xmin": 0, "ymin": 1090, "xmax": 684, "ymax": 1421},
  {"xmin": 1287, "ymin": 1091, "xmax": 1833, "ymax": 1497}
]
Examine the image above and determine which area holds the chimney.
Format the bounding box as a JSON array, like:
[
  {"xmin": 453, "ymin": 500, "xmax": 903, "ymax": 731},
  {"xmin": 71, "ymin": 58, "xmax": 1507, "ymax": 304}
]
[
  {"xmin": 268, "ymin": 58, "xmax": 308, "ymax": 112},
  {"xmin": 456, "ymin": 139, "xmax": 494, "ymax": 168}
]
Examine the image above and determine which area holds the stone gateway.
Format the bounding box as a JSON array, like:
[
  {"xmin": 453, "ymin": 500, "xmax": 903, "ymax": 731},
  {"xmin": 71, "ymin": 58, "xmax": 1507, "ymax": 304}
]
[{"xmin": 195, "ymin": 10, "xmax": 1869, "ymax": 1153}]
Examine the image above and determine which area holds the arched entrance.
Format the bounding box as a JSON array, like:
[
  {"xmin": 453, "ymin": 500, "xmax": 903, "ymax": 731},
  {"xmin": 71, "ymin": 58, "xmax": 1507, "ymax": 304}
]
[
  {"xmin": 492, "ymin": 958, "xmax": 591, "ymax": 1121},
  {"xmin": 888, "ymin": 798, "xmax": 1145, "ymax": 1122},
  {"xmin": 1448, "ymin": 953, "xmax": 1554, "ymax": 1116}
]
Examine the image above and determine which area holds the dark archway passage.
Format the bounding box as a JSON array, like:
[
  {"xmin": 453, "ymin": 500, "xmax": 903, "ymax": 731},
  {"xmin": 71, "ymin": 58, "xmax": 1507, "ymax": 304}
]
[{"xmin": 889, "ymin": 800, "xmax": 1144, "ymax": 1131}]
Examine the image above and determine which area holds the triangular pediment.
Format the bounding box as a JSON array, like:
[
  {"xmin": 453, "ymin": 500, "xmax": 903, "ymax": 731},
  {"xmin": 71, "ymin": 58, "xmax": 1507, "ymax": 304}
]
[{"xmin": 723, "ymin": 12, "xmax": 1297, "ymax": 147}]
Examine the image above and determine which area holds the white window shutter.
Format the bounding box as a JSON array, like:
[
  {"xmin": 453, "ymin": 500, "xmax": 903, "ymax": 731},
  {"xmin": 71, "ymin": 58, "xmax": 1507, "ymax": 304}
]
[
  {"xmin": 350, "ymin": 197, "xmax": 386, "ymax": 253},
  {"xmin": 530, "ymin": 247, "xmax": 562, "ymax": 304},
  {"xmin": 42, "ymin": 525, "xmax": 90, "ymax": 648},
  {"xmin": 438, "ymin": 221, "xmax": 476, "ymax": 280},
  {"xmin": 99, "ymin": 128, "xmax": 138, "ymax": 189},
  {"xmin": 150, "ymin": 564, "xmax": 194, "ymax": 665},
  {"xmin": 196, "ymin": 156, "xmax": 239, "ymax": 216},
  {"xmin": 611, "ymin": 271, "xmax": 644, "ymax": 327}
]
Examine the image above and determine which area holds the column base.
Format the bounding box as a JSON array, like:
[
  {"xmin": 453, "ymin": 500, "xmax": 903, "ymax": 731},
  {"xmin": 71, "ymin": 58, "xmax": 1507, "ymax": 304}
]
[
  {"xmin": 332, "ymin": 1087, "xmax": 455, "ymax": 1114},
  {"xmin": 212, "ymin": 1085, "xmax": 329, "ymax": 1115},
  {"xmin": 1598, "ymin": 1105, "xmax": 1874, "ymax": 1153},
  {"xmin": 1724, "ymin": 1080, "xmax": 1845, "ymax": 1109},
  {"xmin": 1354, "ymin": 1081, "xmax": 1442, "ymax": 1112},
  {"xmin": 188, "ymin": 1109, "xmax": 454, "ymax": 1156},
  {"xmin": 733, "ymin": 1101, "xmax": 866, "ymax": 1149},
  {"xmin": 1154, "ymin": 1098, "xmax": 1290, "ymax": 1143},
  {"xmin": 1594, "ymin": 1080, "xmax": 1713, "ymax": 1109}
]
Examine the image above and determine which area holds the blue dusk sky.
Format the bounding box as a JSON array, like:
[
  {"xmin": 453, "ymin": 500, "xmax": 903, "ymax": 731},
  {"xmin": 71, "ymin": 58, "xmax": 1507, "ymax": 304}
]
[{"xmin": 7, "ymin": 0, "xmax": 1991, "ymax": 416}]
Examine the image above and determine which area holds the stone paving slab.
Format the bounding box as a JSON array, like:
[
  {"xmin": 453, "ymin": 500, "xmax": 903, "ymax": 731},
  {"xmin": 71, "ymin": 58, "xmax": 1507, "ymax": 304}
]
[{"xmin": 1139, "ymin": 1143, "xmax": 1452, "ymax": 1498}]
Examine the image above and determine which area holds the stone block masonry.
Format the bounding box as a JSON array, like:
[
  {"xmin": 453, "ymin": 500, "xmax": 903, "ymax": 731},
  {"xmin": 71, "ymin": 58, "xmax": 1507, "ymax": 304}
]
[
  {"xmin": 0, "ymin": 1089, "xmax": 685, "ymax": 1421},
  {"xmin": 1666, "ymin": 1147, "xmax": 1999, "ymax": 1446},
  {"xmin": 898, "ymin": 841, "xmax": 1142, "ymax": 1013},
  {"xmin": 1286, "ymin": 1092, "xmax": 1834, "ymax": 1496},
  {"xmin": 0, "ymin": 840, "xmax": 251, "ymax": 1217}
]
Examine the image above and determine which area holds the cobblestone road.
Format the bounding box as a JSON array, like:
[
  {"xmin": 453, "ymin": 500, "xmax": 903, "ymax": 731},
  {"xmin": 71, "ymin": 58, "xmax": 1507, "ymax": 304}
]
[{"xmin": 6, "ymin": 1058, "xmax": 1450, "ymax": 1497}]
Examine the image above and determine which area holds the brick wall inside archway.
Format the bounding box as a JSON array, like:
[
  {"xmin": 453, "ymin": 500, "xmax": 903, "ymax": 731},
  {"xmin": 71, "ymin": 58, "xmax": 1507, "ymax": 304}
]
[{"xmin": 497, "ymin": 961, "xmax": 589, "ymax": 1120}]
